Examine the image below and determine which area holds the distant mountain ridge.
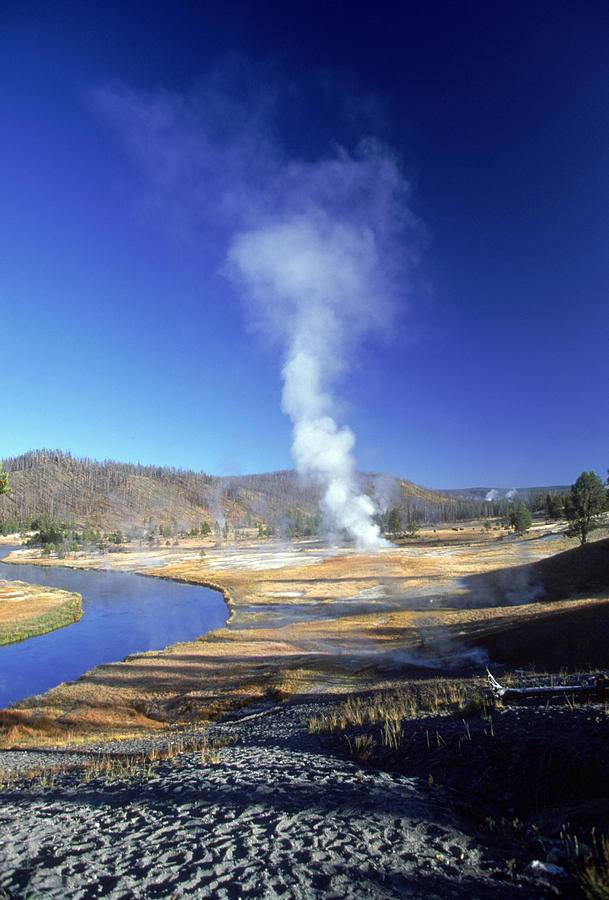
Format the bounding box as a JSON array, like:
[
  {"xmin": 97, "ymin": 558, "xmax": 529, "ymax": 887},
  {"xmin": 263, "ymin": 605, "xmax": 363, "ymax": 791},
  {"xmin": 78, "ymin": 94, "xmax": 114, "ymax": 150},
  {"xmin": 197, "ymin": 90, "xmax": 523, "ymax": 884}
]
[
  {"xmin": 0, "ymin": 449, "xmax": 557, "ymax": 534},
  {"xmin": 442, "ymin": 486, "xmax": 569, "ymax": 501}
]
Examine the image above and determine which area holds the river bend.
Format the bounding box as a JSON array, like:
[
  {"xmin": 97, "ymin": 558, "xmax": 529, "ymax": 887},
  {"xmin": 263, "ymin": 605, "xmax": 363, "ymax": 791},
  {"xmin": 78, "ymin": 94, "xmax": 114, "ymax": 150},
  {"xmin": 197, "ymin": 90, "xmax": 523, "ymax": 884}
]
[{"xmin": 0, "ymin": 550, "xmax": 228, "ymax": 709}]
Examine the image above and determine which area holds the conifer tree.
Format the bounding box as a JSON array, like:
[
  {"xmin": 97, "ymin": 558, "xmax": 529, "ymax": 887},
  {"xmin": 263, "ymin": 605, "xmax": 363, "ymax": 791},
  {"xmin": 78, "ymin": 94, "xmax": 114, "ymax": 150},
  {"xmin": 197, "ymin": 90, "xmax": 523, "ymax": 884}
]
[
  {"xmin": 509, "ymin": 500, "xmax": 532, "ymax": 534},
  {"xmin": 0, "ymin": 466, "xmax": 10, "ymax": 495},
  {"xmin": 387, "ymin": 507, "xmax": 402, "ymax": 535},
  {"xmin": 564, "ymin": 471, "xmax": 609, "ymax": 544}
]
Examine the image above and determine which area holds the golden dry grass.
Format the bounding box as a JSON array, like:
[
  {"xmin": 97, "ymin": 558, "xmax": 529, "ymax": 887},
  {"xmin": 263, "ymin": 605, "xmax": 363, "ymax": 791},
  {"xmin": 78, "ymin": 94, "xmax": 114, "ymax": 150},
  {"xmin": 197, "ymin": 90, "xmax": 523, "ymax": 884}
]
[
  {"xmin": 2, "ymin": 527, "xmax": 607, "ymax": 746},
  {"xmin": 0, "ymin": 579, "xmax": 83, "ymax": 645}
]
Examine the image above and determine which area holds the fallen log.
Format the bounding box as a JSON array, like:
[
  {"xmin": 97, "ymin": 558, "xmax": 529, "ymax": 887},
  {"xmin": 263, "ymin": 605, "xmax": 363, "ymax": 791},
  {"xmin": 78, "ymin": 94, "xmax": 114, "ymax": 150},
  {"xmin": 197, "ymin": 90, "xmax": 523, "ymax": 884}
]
[{"xmin": 486, "ymin": 669, "xmax": 609, "ymax": 704}]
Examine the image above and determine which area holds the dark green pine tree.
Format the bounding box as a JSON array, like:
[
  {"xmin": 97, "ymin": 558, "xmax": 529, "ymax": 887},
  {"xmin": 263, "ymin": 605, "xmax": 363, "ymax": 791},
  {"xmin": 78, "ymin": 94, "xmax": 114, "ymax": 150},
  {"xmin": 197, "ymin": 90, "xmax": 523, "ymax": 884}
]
[
  {"xmin": 564, "ymin": 471, "xmax": 609, "ymax": 544},
  {"xmin": 386, "ymin": 507, "xmax": 402, "ymax": 535},
  {"xmin": 510, "ymin": 500, "xmax": 532, "ymax": 534},
  {"xmin": 0, "ymin": 466, "xmax": 11, "ymax": 495}
]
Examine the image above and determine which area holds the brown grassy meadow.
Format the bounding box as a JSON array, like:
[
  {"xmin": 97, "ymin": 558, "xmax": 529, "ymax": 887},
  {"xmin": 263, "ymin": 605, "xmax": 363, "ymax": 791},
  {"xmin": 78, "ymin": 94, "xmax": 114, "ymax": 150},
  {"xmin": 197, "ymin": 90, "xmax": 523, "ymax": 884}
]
[
  {"xmin": 1, "ymin": 524, "xmax": 608, "ymax": 746},
  {"xmin": 0, "ymin": 579, "xmax": 82, "ymax": 647}
]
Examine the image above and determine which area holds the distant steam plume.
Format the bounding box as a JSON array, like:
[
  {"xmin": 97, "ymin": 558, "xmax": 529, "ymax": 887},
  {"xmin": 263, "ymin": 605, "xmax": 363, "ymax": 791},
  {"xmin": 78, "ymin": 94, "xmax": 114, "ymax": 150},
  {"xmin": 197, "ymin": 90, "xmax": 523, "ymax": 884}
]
[{"xmin": 92, "ymin": 72, "xmax": 423, "ymax": 550}]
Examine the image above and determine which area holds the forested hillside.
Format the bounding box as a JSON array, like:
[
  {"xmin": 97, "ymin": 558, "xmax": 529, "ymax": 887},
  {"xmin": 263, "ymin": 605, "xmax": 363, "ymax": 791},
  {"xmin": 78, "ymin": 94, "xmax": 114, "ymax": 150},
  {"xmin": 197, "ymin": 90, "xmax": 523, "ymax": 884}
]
[{"xmin": 0, "ymin": 449, "xmax": 551, "ymax": 537}]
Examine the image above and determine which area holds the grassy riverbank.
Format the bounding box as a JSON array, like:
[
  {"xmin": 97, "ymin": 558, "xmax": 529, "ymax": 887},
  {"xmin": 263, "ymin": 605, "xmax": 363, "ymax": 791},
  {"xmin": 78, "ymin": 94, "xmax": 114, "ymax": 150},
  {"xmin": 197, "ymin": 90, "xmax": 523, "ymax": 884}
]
[
  {"xmin": 0, "ymin": 580, "xmax": 83, "ymax": 646},
  {"xmin": 1, "ymin": 528, "xmax": 608, "ymax": 745}
]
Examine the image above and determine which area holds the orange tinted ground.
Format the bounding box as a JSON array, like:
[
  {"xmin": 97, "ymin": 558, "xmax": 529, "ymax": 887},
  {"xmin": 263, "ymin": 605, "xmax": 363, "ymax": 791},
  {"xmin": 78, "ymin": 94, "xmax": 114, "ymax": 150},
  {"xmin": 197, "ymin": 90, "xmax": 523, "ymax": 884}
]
[
  {"xmin": 0, "ymin": 580, "xmax": 82, "ymax": 646},
  {"xmin": 0, "ymin": 581, "xmax": 61, "ymax": 625},
  {"xmin": 1, "ymin": 527, "xmax": 607, "ymax": 745}
]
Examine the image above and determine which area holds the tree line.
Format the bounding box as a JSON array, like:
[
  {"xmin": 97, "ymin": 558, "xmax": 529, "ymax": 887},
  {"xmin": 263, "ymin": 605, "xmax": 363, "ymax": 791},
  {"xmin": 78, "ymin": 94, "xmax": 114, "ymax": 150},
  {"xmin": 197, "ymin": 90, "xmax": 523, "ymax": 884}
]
[
  {"xmin": 376, "ymin": 469, "xmax": 608, "ymax": 545},
  {"xmin": 1, "ymin": 452, "xmax": 607, "ymax": 544}
]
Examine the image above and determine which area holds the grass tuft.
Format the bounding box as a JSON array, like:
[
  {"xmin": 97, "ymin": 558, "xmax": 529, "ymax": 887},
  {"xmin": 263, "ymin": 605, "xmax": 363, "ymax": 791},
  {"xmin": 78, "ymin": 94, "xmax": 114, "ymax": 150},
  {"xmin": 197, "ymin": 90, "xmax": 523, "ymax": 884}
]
[
  {"xmin": 308, "ymin": 678, "xmax": 488, "ymax": 744},
  {"xmin": 0, "ymin": 730, "xmax": 234, "ymax": 788},
  {"xmin": 566, "ymin": 831, "xmax": 609, "ymax": 899}
]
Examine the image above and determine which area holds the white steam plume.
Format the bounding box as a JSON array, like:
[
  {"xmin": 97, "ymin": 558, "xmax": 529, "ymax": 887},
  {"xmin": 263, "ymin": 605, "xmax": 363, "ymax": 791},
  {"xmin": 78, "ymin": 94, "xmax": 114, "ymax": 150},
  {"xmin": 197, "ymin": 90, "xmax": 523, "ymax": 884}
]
[
  {"xmin": 92, "ymin": 74, "xmax": 423, "ymax": 551},
  {"xmin": 227, "ymin": 142, "xmax": 418, "ymax": 551},
  {"xmin": 229, "ymin": 215, "xmax": 389, "ymax": 550}
]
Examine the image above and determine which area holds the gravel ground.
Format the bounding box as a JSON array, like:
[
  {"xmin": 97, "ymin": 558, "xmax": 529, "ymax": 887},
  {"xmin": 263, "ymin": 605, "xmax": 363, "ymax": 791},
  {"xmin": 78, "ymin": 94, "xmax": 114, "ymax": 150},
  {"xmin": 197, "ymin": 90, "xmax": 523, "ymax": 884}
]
[
  {"xmin": 341, "ymin": 699, "xmax": 609, "ymax": 833},
  {"xmin": 0, "ymin": 697, "xmax": 569, "ymax": 899}
]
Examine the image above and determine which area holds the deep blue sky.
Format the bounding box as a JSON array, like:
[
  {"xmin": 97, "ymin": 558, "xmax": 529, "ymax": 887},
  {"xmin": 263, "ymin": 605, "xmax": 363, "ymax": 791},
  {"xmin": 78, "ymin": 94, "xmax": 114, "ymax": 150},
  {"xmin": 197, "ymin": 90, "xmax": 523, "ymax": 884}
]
[{"xmin": 2, "ymin": 1, "xmax": 607, "ymax": 488}]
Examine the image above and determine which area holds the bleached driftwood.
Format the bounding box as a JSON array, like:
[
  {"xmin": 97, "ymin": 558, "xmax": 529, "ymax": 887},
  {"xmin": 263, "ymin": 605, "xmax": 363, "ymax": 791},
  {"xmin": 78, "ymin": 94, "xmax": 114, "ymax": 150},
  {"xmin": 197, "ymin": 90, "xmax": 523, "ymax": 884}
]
[{"xmin": 486, "ymin": 669, "xmax": 609, "ymax": 704}]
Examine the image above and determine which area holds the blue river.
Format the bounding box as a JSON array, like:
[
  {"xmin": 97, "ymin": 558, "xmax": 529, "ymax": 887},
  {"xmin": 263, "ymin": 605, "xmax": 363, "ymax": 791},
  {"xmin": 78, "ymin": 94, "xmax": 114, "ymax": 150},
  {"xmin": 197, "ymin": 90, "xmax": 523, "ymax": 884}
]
[{"xmin": 0, "ymin": 549, "xmax": 228, "ymax": 709}]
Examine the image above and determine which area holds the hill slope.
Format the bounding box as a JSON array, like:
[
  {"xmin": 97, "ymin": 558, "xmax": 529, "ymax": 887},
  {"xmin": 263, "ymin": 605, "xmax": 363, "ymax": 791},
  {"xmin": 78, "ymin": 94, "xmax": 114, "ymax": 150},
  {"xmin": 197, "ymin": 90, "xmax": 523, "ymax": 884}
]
[{"xmin": 1, "ymin": 450, "xmax": 459, "ymax": 533}]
